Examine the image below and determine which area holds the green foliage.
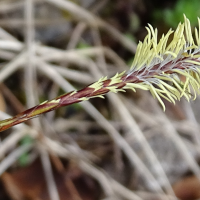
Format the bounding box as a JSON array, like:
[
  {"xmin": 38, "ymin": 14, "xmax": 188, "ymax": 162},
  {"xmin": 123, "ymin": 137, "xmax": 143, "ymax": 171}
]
[
  {"xmin": 77, "ymin": 41, "xmax": 91, "ymax": 49},
  {"xmin": 18, "ymin": 136, "xmax": 34, "ymax": 167},
  {"xmin": 154, "ymin": 0, "xmax": 200, "ymax": 28}
]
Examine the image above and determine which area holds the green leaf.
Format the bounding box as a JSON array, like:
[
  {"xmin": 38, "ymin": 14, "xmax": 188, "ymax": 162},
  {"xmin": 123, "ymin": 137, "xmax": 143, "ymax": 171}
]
[{"xmin": 18, "ymin": 136, "xmax": 34, "ymax": 167}]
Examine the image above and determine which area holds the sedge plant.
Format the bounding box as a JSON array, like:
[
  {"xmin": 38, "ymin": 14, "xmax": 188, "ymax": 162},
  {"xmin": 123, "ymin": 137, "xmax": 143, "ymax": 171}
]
[{"xmin": 0, "ymin": 15, "xmax": 200, "ymax": 132}]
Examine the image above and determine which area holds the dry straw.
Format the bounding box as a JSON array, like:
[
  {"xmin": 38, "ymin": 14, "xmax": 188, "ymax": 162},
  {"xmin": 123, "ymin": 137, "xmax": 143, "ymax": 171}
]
[{"xmin": 1, "ymin": 15, "xmax": 200, "ymax": 131}]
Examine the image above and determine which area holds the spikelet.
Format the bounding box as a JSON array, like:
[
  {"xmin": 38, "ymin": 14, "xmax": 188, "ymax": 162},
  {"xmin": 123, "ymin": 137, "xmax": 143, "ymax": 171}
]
[{"xmin": 124, "ymin": 14, "xmax": 200, "ymax": 110}]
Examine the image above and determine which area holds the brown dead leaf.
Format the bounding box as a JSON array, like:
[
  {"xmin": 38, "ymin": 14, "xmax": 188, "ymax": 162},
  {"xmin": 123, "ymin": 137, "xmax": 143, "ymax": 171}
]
[
  {"xmin": 173, "ymin": 176, "xmax": 200, "ymax": 200},
  {"xmin": 1, "ymin": 158, "xmax": 99, "ymax": 200}
]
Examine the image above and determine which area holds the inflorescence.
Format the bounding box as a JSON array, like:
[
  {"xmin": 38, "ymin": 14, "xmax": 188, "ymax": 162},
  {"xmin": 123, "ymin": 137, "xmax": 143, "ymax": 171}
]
[{"xmin": 1, "ymin": 15, "xmax": 200, "ymax": 131}]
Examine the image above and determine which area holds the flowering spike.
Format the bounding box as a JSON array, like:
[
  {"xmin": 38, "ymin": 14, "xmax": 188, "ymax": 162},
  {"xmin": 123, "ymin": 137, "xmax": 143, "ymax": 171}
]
[{"xmin": 1, "ymin": 15, "xmax": 200, "ymax": 131}]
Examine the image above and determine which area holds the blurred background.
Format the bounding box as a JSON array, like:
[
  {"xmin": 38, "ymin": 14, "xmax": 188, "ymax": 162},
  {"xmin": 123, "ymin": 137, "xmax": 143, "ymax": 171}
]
[{"xmin": 0, "ymin": 0, "xmax": 200, "ymax": 200}]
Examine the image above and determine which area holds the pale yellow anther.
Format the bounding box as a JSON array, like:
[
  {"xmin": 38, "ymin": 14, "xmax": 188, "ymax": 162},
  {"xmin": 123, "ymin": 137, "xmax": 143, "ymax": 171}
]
[
  {"xmin": 40, "ymin": 100, "xmax": 48, "ymax": 105},
  {"xmin": 79, "ymin": 97, "xmax": 89, "ymax": 101},
  {"xmin": 185, "ymin": 60, "xmax": 200, "ymax": 66},
  {"xmin": 89, "ymin": 76, "xmax": 108, "ymax": 91},
  {"xmin": 49, "ymin": 99, "xmax": 60, "ymax": 104},
  {"xmin": 70, "ymin": 91, "xmax": 77, "ymax": 96},
  {"xmin": 109, "ymin": 71, "xmax": 125, "ymax": 85}
]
